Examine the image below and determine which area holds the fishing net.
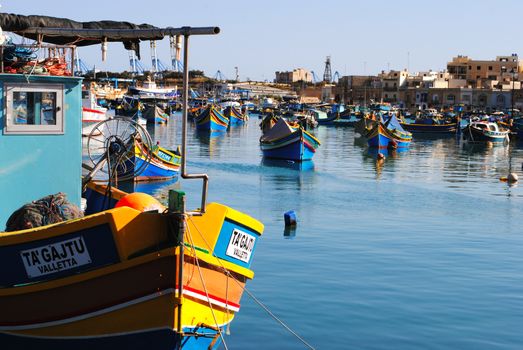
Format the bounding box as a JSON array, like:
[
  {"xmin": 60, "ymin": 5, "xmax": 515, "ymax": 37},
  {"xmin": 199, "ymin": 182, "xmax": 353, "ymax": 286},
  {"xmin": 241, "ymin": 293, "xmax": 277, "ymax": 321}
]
[{"xmin": 5, "ymin": 193, "xmax": 83, "ymax": 232}]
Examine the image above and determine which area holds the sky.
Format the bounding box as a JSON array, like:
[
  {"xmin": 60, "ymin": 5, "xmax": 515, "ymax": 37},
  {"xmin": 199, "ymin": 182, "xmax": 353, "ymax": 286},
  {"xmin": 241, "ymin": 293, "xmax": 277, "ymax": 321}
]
[{"xmin": 2, "ymin": 0, "xmax": 522, "ymax": 81}]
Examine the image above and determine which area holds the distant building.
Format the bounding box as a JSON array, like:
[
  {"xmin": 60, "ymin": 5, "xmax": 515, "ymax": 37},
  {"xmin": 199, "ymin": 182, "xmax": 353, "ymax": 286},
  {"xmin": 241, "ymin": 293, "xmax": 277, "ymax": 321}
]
[
  {"xmin": 447, "ymin": 54, "xmax": 520, "ymax": 87},
  {"xmin": 274, "ymin": 68, "xmax": 312, "ymax": 84}
]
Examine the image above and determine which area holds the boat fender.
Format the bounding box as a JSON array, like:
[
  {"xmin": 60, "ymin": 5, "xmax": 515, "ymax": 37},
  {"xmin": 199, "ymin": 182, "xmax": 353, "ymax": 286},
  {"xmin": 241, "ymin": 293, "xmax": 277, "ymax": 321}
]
[{"xmin": 115, "ymin": 193, "xmax": 166, "ymax": 212}]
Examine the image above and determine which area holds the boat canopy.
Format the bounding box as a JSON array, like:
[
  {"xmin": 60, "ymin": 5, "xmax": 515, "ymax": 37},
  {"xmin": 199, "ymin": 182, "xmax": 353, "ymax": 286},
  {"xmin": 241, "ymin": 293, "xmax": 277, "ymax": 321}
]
[
  {"xmin": 383, "ymin": 113, "xmax": 408, "ymax": 133},
  {"xmin": 0, "ymin": 13, "xmax": 219, "ymax": 58}
]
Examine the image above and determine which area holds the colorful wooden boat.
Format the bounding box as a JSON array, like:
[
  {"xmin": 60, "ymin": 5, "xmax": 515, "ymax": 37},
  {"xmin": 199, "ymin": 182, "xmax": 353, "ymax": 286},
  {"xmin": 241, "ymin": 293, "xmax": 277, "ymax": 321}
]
[
  {"xmin": 143, "ymin": 105, "xmax": 169, "ymax": 124},
  {"xmin": 120, "ymin": 141, "xmax": 181, "ymax": 182},
  {"xmin": 462, "ymin": 121, "xmax": 510, "ymax": 143},
  {"xmin": 223, "ymin": 106, "xmax": 248, "ymax": 125},
  {"xmin": 194, "ymin": 105, "xmax": 229, "ymax": 132},
  {"xmin": 1, "ymin": 185, "xmax": 263, "ymax": 350},
  {"xmin": 0, "ymin": 15, "xmax": 263, "ymax": 350},
  {"xmin": 365, "ymin": 114, "xmax": 412, "ymax": 148},
  {"xmin": 260, "ymin": 118, "xmax": 321, "ymax": 161}
]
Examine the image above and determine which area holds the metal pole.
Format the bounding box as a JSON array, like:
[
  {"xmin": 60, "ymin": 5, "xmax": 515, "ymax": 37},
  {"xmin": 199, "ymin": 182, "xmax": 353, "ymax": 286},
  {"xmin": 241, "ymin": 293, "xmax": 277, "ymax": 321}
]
[
  {"xmin": 181, "ymin": 33, "xmax": 209, "ymax": 214},
  {"xmin": 168, "ymin": 190, "xmax": 186, "ymax": 335}
]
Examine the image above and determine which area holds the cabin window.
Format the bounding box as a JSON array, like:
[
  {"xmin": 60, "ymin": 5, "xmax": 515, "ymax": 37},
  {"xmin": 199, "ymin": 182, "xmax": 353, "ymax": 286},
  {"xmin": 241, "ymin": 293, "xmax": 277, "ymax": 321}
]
[{"xmin": 4, "ymin": 83, "xmax": 64, "ymax": 134}]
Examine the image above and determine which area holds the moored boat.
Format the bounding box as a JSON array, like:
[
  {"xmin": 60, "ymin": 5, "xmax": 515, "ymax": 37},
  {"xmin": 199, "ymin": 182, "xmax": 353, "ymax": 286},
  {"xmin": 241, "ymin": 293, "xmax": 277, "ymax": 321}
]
[
  {"xmin": 260, "ymin": 117, "xmax": 320, "ymax": 161},
  {"xmin": 223, "ymin": 106, "xmax": 248, "ymax": 125},
  {"xmin": 365, "ymin": 114, "xmax": 412, "ymax": 149},
  {"xmin": 194, "ymin": 105, "xmax": 229, "ymax": 132},
  {"xmin": 462, "ymin": 120, "xmax": 510, "ymax": 143}
]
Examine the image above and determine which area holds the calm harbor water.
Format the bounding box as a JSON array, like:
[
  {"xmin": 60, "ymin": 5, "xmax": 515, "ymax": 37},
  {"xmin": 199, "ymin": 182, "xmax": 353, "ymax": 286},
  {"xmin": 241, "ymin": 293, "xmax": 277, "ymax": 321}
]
[{"xmin": 129, "ymin": 113, "xmax": 522, "ymax": 349}]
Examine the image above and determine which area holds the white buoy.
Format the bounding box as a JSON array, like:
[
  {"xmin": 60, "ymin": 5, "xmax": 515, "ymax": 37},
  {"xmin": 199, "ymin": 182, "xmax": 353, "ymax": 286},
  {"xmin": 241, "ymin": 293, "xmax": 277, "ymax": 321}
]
[{"xmin": 508, "ymin": 173, "xmax": 519, "ymax": 183}]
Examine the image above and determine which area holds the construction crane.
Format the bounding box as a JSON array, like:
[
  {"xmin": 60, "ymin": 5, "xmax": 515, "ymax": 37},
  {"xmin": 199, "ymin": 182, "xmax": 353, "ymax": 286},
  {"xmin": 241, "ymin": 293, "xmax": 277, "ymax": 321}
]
[
  {"xmin": 73, "ymin": 50, "xmax": 93, "ymax": 76},
  {"xmin": 214, "ymin": 70, "xmax": 227, "ymax": 81},
  {"xmin": 128, "ymin": 51, "xmax": 146, "ymax": 75},
  {"xmin": 323, "ymin": 56, "xmax": 332, "ymax": 83},
  {"xmin": 169, "ymin": 35, "xmax": 183, "ymax": 72},
  {"xmin": 150, "ymin": 40, "xmax": 168, "ymax": 73},
  {"xmin": 310, "ymin": 71, "xmax": 320, "ymax": 84},
  {"xmin": 333, "ymin": 71, "xmax": 340, "ymax": 83}
]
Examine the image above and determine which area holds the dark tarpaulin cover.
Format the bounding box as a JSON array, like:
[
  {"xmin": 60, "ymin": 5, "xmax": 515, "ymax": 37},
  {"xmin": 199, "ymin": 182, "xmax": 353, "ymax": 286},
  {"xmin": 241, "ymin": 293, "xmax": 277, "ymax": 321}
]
[{"xmin": 0, "ymin": 13, "xmax": 160, "ymax": 58}]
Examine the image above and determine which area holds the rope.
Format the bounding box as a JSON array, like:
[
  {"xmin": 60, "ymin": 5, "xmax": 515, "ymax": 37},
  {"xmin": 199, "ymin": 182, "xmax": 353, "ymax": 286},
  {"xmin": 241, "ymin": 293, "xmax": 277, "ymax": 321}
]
[
  {"xmin": 185, "ymin": 221, "xmax": 230, "ymax": 350},
  {"xmin": 187, "ymin": 216, "xmax": 316, "ymax": 350}
]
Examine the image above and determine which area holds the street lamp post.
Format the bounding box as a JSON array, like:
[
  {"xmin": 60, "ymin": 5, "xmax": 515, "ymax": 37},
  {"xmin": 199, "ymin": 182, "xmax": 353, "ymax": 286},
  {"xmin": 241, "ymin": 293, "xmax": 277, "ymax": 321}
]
[{"xmin": 511, "ymin": 67, "xmax": 516, "ymax": 119}]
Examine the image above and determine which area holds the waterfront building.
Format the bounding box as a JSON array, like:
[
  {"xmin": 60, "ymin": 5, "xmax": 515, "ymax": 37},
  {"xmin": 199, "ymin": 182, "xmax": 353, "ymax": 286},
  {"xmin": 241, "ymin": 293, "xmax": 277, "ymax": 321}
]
[
  {"xmin": 447, "ymin": 54, "xmax": 521, "ymax": 87},
  {"xmin": 274, "ymin": 68, "xmax": 312, "ymax": 84}
]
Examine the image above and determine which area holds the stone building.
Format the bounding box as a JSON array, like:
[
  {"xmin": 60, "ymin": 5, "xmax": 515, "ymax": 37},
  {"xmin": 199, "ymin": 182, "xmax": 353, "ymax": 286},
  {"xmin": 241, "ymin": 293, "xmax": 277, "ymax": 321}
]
[{"xmin": 274, "ymin": 68, "xmax": 312, "ymax": 84}]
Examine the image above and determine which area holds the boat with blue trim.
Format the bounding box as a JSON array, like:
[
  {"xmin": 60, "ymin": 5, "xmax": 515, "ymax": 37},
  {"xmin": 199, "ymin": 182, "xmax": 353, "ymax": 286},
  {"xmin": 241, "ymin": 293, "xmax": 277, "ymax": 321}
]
[
  {"xmin": 260, "ymin": 117, "xmax": 321, "ymax": 161},
  {"xmin": 462, "ymin": 120, "xmax": 510, "ymax": 143},
  {"xmin": 0, "ymin": 14, "xmax": 263, "ymax": 350},
  {"xmin": 223, "ymin": 106, "xmax": 248, "ymax": 125},
  {"xmin": 123, "ymin": 140, "xmax": 181, "ymax": 182},
  {"xmin": 365, "ymin": 113, "xmax": 412, "ymax": 149},
  {"xmin": 194, "ymin": 105, "xmax": 229, "ymax": 132}
]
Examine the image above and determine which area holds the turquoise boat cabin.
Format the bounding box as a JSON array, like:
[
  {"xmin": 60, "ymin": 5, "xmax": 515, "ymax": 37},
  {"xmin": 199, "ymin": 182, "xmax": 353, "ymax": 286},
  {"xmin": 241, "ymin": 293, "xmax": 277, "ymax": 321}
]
[{"xmin": 0, "ymin": 55, "xmax": 83, "ymax": 228}]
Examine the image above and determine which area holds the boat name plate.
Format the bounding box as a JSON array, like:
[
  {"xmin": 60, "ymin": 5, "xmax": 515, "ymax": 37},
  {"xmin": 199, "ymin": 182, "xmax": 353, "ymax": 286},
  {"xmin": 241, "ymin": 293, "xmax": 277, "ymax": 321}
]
[
  {"xmin": 20, "ymin": 236, "xmax": 92, "ymax": 278},
  {"xmin": 225, "ymin": 228, "xmax": 256, "ymax": 263}
]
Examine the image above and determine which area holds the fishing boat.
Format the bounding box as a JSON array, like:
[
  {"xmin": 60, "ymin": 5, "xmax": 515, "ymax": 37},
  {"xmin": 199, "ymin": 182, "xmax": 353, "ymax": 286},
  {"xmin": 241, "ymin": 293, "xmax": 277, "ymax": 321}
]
[
  {"xmin": 400, "ymin": 117, "xmax": 458, "ymax": 134},
  {"xmin": 0, "ymin": 14, "xmax": 263, "ymax": 350},
  {"xmin": 365, "ymin": 114, "xmax": 412, "ymax": 149},
  {"xmin": 194, "ymin": 105, "xmax": 229, "ymax": 132},
  {"xmin": 462, "ymin": 120, "xmax": 510, "ymax": 143},
  {"xmin": 81, "ymin": 86, "xmax": 108, "ymax": 136},
  {"xmin": 260, "ymin": 117, "xmax": 321, "ymax": 161},
  {"xmin": 223, "ymin": 105, "xmax": 248, "ymax": 125},
  {"xmin": 107, "ymin": 136, "xmax": 181, "ymax": 182},
  {"xmin": 143, "ymin": 104, "xmax": 169, "ymax": 124}
]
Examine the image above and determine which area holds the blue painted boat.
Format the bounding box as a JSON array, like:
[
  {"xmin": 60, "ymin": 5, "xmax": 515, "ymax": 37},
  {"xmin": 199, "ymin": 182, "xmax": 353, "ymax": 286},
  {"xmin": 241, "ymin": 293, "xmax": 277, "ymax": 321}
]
[
  {"xmin": 194, "ymin": 105, "xmax": 229, "ymax": 131},
  {"xmin": 260, "ymin": 118, "xmax": 321, "ymax": 161},
  {"xmin": 366, "ymin": 114, "xmax": 412, "ymax": 148},
  {"xmin": 223, "ymin": 106, "xmax": 248, "ymax": 125},
  {"xmin": 121, "ymin": 141, "xmax": 181, "ymax": 182}
]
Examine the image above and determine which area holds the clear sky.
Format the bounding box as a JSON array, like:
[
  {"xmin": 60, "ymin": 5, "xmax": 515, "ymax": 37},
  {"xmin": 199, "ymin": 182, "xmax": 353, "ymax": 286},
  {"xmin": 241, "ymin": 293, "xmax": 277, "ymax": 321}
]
[{"xmin": 2, "ymin": 0, "xmax": 522, "ymax": 81}]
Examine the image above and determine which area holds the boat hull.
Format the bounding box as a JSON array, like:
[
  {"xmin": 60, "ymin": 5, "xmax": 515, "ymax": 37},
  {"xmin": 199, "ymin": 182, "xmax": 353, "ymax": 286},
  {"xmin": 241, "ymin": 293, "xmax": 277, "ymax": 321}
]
[
  {"xmin": 366, "ymin": 124, "xmax": 412, "ymax": 149},
  {"xmin": 120, "ymin": 143, "xmax": 181, "ymax": 182},
  {"xmin": 195, "ymin": 107, "xmax": 229, "ymax": 132},
  {"xmin": 401, "ymin": 122, "xmax": 457, "ymax": 134},
  {"xmin": 260, "ymin": 129, "xmax": 319, "ymax": 161},
  {"xmin": 0, "ymin": 197, "xmax": 263, "ymax": 350},
  {"xmin": 462, "ymin": 125, "xmax": 509, "ymax": 143}
]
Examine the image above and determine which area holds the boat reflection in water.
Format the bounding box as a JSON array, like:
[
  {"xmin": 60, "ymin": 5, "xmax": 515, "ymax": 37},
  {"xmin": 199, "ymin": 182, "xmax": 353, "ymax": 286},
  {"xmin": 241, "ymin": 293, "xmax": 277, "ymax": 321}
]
[
  {"xmin": 259, "ymin": 159, "xmax": 316, "ymax": 191},
  {"xmin": 261, "ymin": 158, "xmax": 315, "ymax": 171}
]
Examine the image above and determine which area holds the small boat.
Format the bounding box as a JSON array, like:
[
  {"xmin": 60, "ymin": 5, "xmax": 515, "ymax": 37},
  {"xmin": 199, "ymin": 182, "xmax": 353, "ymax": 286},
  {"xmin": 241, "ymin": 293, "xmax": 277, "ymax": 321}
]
[
  {"xmin": 400, "ymin": 116, "xmax": 458, "ymax": 134},
  {"xmin": 365, "ymin": 114, "xmax": 412, "ymax": 149},
  {"xmin": 223, "ymin": 106, "xmax": 248, "ymax": 125},
  {"xmin": 462, "ymin": 121, "xmax": 510, "ymax": 143},
  {"xmin": 143, "ymin": 105, "xmax": 169, "ymax": 124},
  {"xmin": 120, "ymin": 140, "xmax": 181, "ymax": 182},
  {"xmin": 194, "ymin": 105, "xmax": 229, "ymax": 132},
  {"xmin": 260, "ymin": 117, "xmax": 321, "ymax": 161},
  {"xmin": 82, "ymin": 87, "xmax": 108, "ymax": 136}
]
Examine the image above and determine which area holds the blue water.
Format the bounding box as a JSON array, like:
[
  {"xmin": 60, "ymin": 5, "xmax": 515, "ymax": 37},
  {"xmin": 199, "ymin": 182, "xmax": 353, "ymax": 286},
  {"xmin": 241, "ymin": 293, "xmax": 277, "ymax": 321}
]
[{"xmin": 143, "ymin": 113, "xmax": 523, "ymax": 349}]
